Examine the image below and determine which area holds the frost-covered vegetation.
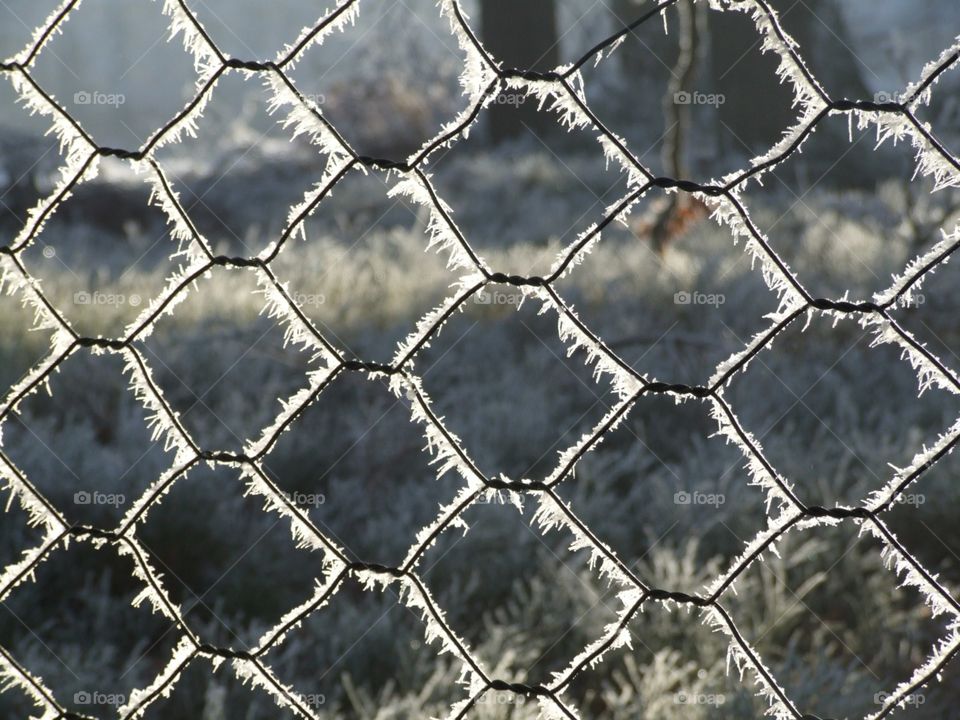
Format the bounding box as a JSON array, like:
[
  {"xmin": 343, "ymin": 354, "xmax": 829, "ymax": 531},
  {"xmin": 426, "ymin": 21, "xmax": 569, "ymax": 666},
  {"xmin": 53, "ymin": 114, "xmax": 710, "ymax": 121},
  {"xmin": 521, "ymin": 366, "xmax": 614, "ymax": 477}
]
[{"xmin": 2, "ymin": 1, "xmax": 960, "ymax": 719}]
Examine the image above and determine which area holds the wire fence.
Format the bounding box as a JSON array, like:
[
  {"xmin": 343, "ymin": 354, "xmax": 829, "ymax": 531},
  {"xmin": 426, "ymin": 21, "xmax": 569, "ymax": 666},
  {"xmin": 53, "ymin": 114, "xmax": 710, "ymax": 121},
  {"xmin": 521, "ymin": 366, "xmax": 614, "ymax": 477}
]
[{"xmin": 1, "ymin": 1, "xmax": 960, "ymax": 718}]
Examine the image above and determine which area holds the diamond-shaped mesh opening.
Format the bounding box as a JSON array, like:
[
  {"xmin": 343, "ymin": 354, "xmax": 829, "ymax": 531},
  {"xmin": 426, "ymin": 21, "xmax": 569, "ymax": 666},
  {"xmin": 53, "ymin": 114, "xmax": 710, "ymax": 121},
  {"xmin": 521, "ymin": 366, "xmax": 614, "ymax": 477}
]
[
  {"xmin": 135, "ymin": 463, "xmax": 319, "ymax": 648},
  {"xmin": 554, "ymin": 190, "xmax": 778, "ymax": 385},
  {"xmin": 138, "ymin": 266, "xmax": 314, "ymax": 451},
  {"xmin": 261, "ymin": 371, "xmax": 464, "ymax": 567},
  {"xmin": 429, "ymin": 105, "xmax": 631, "ymax": 276},
  {"xmin": 726, "ymin": 313, "xmax": 960, "ymax": 508},
  {"xmin": 137, "ymin": 657, "xmax": 302, "ymax": 720},
  {"xmin": 0, "ymin": 81, "xmax": 68, "ymax": 245},
  {"xmin": 0, "ymin": 541, "xmax": 179, "ymax": 717},
  {"xmin": 419, "ymin": 501, "xmax": 620, "ymax": 683},
  {"xmin": 415, "ymin": 292, "xmax": 617, "ymax": 481},
  {"xmin": 2, "ymin": 350, "xmax": 173, "ymax": 527},
  {"xmin": 18, "ymin": 157, "xmax": 183, "ymax": 337},
  {"xmin": 287, "ymin": 1, "xmax": 467, "ymax": 160},
  {"xmin": 28, "ymin": 0, "xmax": 198, "ymax": 148},
  {"xmin": 740, "ymin": 114, "xmax": 960, "ymax": 300},
  {"xmin": 264, "ymin": 575, "xmax": 460, "ymax": 717},
  {"xmin": 724, "ymin": 522, "xmax": 954, "ymax": 719},
  {"xmin": 271, "ymin": 167, "xmax": 451, "ymax": 362},
  {"xmin": 152, "ymin": 72, "xmax": 324, "ymax": 258},
  {"xmin": 553, "ymin": 394, "xmax": 768, "ymax": 593}
]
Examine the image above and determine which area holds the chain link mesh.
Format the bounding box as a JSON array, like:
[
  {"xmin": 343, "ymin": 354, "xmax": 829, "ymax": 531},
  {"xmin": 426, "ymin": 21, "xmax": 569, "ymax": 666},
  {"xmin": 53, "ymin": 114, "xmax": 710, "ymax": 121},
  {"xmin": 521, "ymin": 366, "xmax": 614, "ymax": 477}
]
[{"xmin": 1, "ymin": 1, "xmax": 960, "ymax": 718}]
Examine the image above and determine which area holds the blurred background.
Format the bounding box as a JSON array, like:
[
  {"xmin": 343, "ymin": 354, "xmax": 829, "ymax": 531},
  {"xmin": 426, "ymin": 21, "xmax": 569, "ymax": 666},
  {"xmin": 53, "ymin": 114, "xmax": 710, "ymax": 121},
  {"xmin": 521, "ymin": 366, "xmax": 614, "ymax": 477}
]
[{"xmin": 2, "ymin": 1, "xmax": 960, "ymax": 718}]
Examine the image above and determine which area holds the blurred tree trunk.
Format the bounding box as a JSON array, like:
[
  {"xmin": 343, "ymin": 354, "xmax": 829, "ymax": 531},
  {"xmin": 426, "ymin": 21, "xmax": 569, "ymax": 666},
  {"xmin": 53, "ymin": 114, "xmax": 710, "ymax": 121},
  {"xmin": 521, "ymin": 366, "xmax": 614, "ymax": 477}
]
[
  {"xmin": 480, "ymin": 0, "xmax": 559, "ymax": 143},
  {"xmin": 650, "ymin": 0, "xmax": 707, "ymax": 253},
  {"xmin": 661, "ymin": 0, "xmax": 702, "ymax": 181}
]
